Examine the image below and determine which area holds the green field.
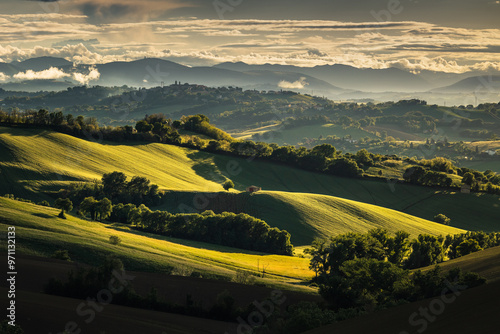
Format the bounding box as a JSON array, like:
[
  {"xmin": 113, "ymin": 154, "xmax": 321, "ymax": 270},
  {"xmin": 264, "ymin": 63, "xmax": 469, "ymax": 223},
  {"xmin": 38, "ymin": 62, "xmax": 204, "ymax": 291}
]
[
  {"xmin": 159, "ymin": 190, "xmax": 464, "ymax": 245},
  {"xmin": 0, "ymin": 126, "xmax": 222, "ymax": 199},
  {"xmin": 1, "ymin": 126, "xmax": 498, "ymax": 245},
  {"xmin": 233, "ymin": 123, "xmax": 377, "ymax": 144},
  {"xmin": 0, "ymin": 197, "xmax": 314, "ymax": 286}
]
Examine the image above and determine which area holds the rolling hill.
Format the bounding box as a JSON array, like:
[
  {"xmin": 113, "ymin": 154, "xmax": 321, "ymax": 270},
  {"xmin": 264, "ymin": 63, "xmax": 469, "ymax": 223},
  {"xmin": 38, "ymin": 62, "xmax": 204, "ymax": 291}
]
[
  {"xmin": 0, "ymin": 126, "xmax": 477, "ymax": 247},
  {"xmin": 0, "ymin": 197, "xmax": 314, "ymax": 284},
  {"xmin": 158, "ymin": 191, "xmax": 464, "ymax": 245}
]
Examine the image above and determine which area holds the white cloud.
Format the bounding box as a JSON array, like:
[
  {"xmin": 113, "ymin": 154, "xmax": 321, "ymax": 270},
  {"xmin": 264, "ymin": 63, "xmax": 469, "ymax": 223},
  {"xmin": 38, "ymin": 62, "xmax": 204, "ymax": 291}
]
[
  {"xmin": 0, "ymin": 72, "xmax": 10, "ymax": 82},
  {"xmin": 71, "ymin": 66, "xmax": 100, "ymax": 85},
  {"xmin": 10, "ymin": 66, "xmax": 101, "ymax": 85},
  {"xmin": 13, "ymin": 67, "xmax": 69, "ymax": 80},
  {"xmin": 278, "ymin": 77, "xmax": 309, "ymax": 89}
]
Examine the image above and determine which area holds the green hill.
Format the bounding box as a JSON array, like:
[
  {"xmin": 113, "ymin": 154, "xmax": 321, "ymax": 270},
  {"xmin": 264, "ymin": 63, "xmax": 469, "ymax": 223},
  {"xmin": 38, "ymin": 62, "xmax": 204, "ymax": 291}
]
[
  {"xmin": 0, "ymin": 197, "xmax": 313, "ymax": 285},
  {"xmin": 159, "ymin": 191, "xmax": 464, "ymax": 245},
  {"xmin": 421, "ymin": 245, "xmax": 500, "ymax": 283},
  {"xmin": 0, "ymin": 126, "xmax": 222, "ymax": 198},
  {"xmin": 1, "ymin": 126, "xmax": 498, "ymax": 246}
]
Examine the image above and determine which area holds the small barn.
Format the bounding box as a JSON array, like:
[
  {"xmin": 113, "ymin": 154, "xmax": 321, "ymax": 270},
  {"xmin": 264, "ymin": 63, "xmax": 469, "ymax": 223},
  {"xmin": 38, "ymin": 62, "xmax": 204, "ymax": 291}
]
[
  {"xmin": 461, "ymin": 184, "xmax": 471, "ymax": 194},
  {"xmin": 246, "ymin": 185, "xmax": 262, "ymax": 193}
]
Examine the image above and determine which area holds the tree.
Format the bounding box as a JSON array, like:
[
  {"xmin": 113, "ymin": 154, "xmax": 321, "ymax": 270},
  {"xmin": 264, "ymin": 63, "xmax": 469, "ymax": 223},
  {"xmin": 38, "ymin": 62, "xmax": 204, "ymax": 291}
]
[
  {"xmin": 55, "ymin": 198, "xmax": 73, "ymax": 219},
  {"xmin": 97, "ymin": 198, "xmax": 113, "ymax": 221},
  {"xmin": 456, "ymin": 239, "xmax": 482, "ymax": 257},
  {"xmin": 462, "ymin": 172, "xmax": 475, "ymax": 186},
  {"xmin": 327, "ymin": 158, "xmax": 362, "ymax": 177},
  {"xmin": 223, "ymin": 180, "xmax": 234, "ymax": 191},
  {"xmin": 311, "ymin": 144, "xmax": 336, "ymax": 158},
  {"xmin": 102, "ymin": 171, "xmax": 127, "ymax": 199},
  {"xmin": 403, "ymin": 166, "xmax": 426, "ymax": 184},
  {"xmin": 355, "ymin": 149, "xmax": 374, "ymax": 167},
  {"xmin": 405, "ymin": 235, "xmax": 445, "ymax": 269},
  {"xmin": 433, "ymin": 214, "xmax": 451, "ymax": 225},
  {"xmin": 80, "ymin": 196, "xmax": 98, "ymax": 220},
  {"xmin": 135, "ymin": 120, "xmax": 153, "ymax": 133}
]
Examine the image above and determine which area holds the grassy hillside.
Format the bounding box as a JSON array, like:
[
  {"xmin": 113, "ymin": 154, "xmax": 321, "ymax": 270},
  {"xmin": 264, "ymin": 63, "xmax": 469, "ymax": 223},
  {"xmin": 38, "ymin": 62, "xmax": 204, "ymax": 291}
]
[
  {"xmin": 1, "ymin": 126, "xmax": 498, "ymax": 242},
  {"xmin": 0, "ymin": 197, "xmax": 314, "ymax": 286},
  {"xmin": 159, "ymin": 191, "xmax": 464, "ymax": 245},
  {"xmin": 0, "ymin": 126, "xmax": 222, "ymax": 199},
  {"xmin": 421, "ymin": 245, "xmax": 500, "ymax": 283}
]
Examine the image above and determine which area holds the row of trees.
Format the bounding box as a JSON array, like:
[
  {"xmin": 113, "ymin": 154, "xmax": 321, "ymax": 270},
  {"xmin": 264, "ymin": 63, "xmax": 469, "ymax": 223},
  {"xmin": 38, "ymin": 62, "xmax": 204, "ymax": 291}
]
[
  {"xmin": 108, "ymin": 203, "xmax": 293, "ymax": 255},
  {"xmin": 60, "ymin": 172, "xmax": 163, "ymax": 207},
  {"xmin": 0, "ymin": 109, "xmax": 182, "ymax": 145},
  {"xmin": 306, "ymin": 229, "xmax": 500, "ymax": 276},
  {"xmin": 445, "ymin": 231, "xmax": 500, "ymax": 259},
  {"xmin": 2, "ymin": 110, "xmax": 497, "ymax": 191},
  {"xmin": 305, "ymin": 229, "xmax": 487, "ymax": 310},
  {"xmin": 66, "ymin": 190, "xmax": 294, "ymax": 255},
  {"xmin": 402, "ymin": 156, "xmax": 500, "ymax": 193}
]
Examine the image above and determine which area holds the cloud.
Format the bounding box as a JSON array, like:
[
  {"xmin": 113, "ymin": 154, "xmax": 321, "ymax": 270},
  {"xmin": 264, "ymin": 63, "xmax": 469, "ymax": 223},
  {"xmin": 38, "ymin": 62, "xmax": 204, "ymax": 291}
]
[
  {"xmin": 52, "ymin": 38, "xmax": 100, "ymax": 48},
  {"xmin": 278, "ymin": 77, "xmax": 309, "ymax": 89},
  {"xmin": 10, "ymin": 66, "xmax": 100, "ymax": 84},
  {"xmin": 13, "ymin": 67, "xmax": 69, "ymax": 80},
  {"xmin": 0, "ymin": 72, "xmax": 10, "ymax": 82},
  {"xmin": 75, "ymin": 0, "xmax": 196, "ymax": 23},
  {"xmin": 72, "ymin": 66, "xmax": 100, "ymax": 84}
]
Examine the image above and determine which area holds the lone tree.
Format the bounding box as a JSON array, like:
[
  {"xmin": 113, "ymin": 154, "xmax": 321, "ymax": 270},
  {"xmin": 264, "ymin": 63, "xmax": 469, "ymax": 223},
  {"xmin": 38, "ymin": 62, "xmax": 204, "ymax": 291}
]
[
  {"xmin": 55, "ymin": 198, "xmax": 73, "ymax": 219},
  {"xmin": 223, "ymin": 180, "xmax": 235, "ymax": 191},
  {"xmin": 433, "ymin": 214, "xmax": 451, "ymax": 225}
]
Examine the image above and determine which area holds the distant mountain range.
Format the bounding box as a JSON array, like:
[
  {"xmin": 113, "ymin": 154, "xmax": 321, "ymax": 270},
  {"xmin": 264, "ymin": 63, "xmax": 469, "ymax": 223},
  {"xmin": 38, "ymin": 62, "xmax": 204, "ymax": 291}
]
[
  {"xmin": 0, "ymin": 57, "xmax": 499, "ymax": 103},
  {"xmin": 432, "ymin": 75, "xmax": 500, "ymax": 93},
  {"xmin": 214, "ymin": 62, "xmax": 431, "ymax": 93}
]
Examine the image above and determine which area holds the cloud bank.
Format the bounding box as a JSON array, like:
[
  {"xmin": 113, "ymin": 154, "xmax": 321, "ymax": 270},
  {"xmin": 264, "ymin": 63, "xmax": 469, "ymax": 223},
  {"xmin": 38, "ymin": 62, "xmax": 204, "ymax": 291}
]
[{"xmin": 8, "ymin": 66, "xmax": 100, "ymax": 85}]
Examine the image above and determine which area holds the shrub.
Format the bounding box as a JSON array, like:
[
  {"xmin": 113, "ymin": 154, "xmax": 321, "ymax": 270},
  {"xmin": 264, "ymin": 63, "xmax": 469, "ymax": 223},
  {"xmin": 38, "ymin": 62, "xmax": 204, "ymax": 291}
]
[
  {"xmin": 109, "ymin": 235, "xmax": 122, "ymax": 245},
  {"xmin": 52, "ymin": 250, "xmax": 71, "ymax": 261},
  {"xmin": 233, "ymin": 270, "xmax": 256, "ymax": 285},
  {"xmin": 433, "ymin": 214, "xmax": 451, "ymax": 225},
  {"xmin": 223, "ymin": 180, "xmax": 235, "ymax": 191}
]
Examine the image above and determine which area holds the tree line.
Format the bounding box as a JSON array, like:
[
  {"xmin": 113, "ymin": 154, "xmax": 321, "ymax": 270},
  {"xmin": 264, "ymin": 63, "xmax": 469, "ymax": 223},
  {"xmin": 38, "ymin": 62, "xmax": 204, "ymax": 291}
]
[
  {"xmin": 2, "ymin": 110, "xmax": 498, "ymax": 191},
  {"xmin": 305, "ymin": 229, "xmax": 487, "ymax": 310},
  {"xmin": 57, "ymin": 172, "xmax": 294, "ymax": 255}
]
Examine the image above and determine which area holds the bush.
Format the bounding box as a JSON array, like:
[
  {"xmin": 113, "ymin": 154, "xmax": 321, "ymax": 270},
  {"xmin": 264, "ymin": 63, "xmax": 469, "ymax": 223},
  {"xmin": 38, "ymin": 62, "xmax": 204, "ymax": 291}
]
[
  {"xmin": 233, "ymin": 270, "xmax": 256, "ymax": 285},
  {"xmin": 109, "ymin": 235, "xmax": 122, "ymax": 245},
  {"xmin": 37, "ymin": 200, "xmax": 50, "ymax": 207},
  {"xmin": 223, "ymin": 180, "xmax": 234, "ymax": 191},
  {"xmin": 433, "ymin": 214, "xmax": 451, "ymax": 225},
  {"xmin": 52, "ymin": 250, "xmax": 71, "ymax": 261}
]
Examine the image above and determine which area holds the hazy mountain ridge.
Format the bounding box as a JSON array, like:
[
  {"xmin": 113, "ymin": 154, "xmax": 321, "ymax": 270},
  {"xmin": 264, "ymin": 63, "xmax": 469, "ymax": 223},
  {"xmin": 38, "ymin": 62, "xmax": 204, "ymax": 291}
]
[{"xmin": 1, "ymin": 57, "xmax": 499, "ymax": 103}]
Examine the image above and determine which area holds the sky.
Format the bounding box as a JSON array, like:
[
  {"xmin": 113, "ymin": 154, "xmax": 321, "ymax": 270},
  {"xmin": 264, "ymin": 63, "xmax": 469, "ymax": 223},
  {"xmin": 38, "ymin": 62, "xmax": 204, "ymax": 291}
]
[{"xmin": 0, "ymin": 0, "xmax": 499, "ymax": 73}]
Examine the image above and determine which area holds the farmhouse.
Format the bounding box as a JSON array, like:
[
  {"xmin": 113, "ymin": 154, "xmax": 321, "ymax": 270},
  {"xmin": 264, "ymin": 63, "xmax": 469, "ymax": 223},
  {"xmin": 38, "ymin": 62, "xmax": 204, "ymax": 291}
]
[{"xmin": 246, "ymin": 185, "xmax": 262, "ymax": 193}]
